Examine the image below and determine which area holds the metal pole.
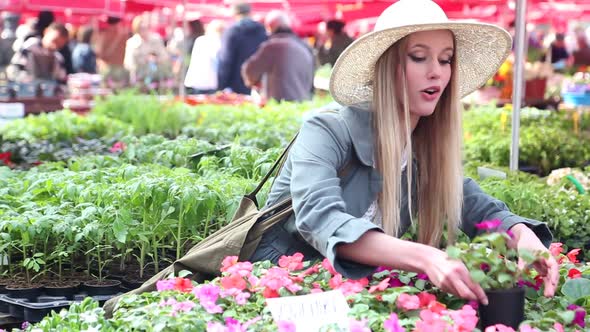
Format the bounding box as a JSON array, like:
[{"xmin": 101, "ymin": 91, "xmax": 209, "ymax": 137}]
[
  {"xmin": 179, "ymin": 0, "xmax": 188, "ymax": 98},
  {"xmin": 510, "ymin": 0, "xmax": 527, "ymax": 171}
]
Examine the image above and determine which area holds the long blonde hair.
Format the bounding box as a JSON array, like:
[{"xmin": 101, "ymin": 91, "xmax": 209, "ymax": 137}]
[{"xmin": 372, "ymin": 33, "xmax": 463, "ymax": 246}]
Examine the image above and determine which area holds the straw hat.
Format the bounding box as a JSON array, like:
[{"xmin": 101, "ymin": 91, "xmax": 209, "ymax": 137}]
[{"xmin": 329, "ymin": 0, "xmax": 512, "ymax": 107}]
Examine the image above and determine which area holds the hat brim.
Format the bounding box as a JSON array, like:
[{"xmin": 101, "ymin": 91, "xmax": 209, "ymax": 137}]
[{"xmin": 329, "ymin": 22, "xmax": 512, "ymax": 106}]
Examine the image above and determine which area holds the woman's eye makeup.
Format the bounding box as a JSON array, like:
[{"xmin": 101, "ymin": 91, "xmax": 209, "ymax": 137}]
[{"xmin": 408, "ymin": 54, "xmax": 426, "ymax": 62}]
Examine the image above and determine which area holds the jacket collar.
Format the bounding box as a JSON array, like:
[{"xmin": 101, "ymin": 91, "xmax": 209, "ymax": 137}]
[{"xmin": 340, "ymin": 103, "xmax": 374, "ymax": 167}]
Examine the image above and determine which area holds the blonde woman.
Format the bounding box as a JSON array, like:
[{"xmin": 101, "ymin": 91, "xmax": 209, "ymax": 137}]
[{"xmin": 250, "ymin": 0, "xmax": 558, "ymax": 305}]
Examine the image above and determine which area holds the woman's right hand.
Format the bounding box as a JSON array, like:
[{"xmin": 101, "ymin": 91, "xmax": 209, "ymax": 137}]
[{"xmin": 421, "ymin": 247, "xmax": 489, "ymax": 305}]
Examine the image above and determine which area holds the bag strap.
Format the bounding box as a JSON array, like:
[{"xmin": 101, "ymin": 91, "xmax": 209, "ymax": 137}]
[{"xmin": 246, "ymin": 133, "xmax": 298, "ymax": 205}]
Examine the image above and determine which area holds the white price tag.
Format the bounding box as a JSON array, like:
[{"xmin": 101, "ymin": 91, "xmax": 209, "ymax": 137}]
[
  {"xmin": 0, "ymin": 103, "xmax": 25, "ymax": 119},
  {"xmin": 0, "ymin": 253, "xmax": 7, "ymax": 266},
  {"xmin": 266, "ymin": 290, "xmax": 350, "ymax": 332}
]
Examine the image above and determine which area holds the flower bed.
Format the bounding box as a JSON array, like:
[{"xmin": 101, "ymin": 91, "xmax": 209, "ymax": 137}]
[{"xmin": 12, "ymin": 237, "xmax": 589, "ymax": 332}]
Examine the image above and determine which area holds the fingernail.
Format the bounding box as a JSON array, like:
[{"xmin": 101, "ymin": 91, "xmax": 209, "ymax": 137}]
[{"xmin": 482, "ymin": 299, "xmax": 488, "ymax": 306}]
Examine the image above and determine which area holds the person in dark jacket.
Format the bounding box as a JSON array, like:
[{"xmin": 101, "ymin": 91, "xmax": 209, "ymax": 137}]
[
  {"xmin": 241, "ymin": 11, "xmax": 314, "ymax": 102},
  {"xmin": 217, "ymin": 2, "xmax": 267, "ymax": 94},
  {"xmin": 317, "ymin": 19, "xmax": 353, "ymax": 67}
]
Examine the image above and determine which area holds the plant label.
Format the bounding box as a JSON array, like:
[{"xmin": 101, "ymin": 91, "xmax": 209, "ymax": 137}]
[
  {"xmin": 0, "ymin": 103, "xmax": 25, "ymax": 119},
  {"xmin": 478, "ymin": 167, "xmax": 507, "ymax": 180},
  {"xmin": 266, "ymin": 290, "xmax": 350, "ymax": 331},
  {"xmin": 0, "ymin": 253, "xmax": 7, "ymax": 266}
]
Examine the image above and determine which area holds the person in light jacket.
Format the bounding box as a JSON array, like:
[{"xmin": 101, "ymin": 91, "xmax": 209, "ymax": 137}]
[
  {"xmin": 241, "ymin": 11, "xmax": 314, "ymax": 102},
  {"xmin": 250, "ymin": 0, "xmax": 558, "ymax": 305}
]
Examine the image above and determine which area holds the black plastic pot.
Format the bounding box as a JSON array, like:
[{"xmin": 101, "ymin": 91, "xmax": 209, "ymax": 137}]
[
  {"xmin": 8, "ymin": 300, "xmax": 26, "ymax": 319},
  {"xmin": 44, "ymin": 282, "xmax": 81, "ymax": 300},
  {"xmin": 5, "ymin": 285, "xmax": 43, "ymax": 301},
  {"xmin": 479, "ymin": 287, "xmax": 525, "ymax": 329},
  {"xmin": 122, "ymin": 276, "xmax": 149, "ymax": 291},
  {"xmin": 83, "ymin": 280, "xmax": 122, "ymax": 296}
]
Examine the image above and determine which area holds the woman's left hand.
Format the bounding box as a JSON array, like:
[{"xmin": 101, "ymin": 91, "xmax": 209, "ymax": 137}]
[{"xmin": 510, "ymin": 223, "xmax": 559, "ymax": 297}]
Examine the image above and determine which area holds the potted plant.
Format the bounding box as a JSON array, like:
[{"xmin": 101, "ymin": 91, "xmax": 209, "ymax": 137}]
[{"xmin": 447, "ymin": 220, "xmax": 543, "ymax": 329}]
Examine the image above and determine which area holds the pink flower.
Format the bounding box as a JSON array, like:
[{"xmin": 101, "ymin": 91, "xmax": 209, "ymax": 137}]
[
  {"xmin": 277, "ymin": 321, "xmax": 296, "ymax": 332},
  {"xmin": 220, "ymin": 256, "xmax": 239, "ymax": 272},
  {"xmin": 207, "ymin": 321, "xmax": 226, "ymax": 332},
  {"xmin": 259, "ymin": 267, "xmax": 302, "ymax": 297},
  {"xmin": 156, "ymin": 279, "xmax": 176, "ymax": 292},
  {"xmin": 475, "ymin": 219, "xmax": 502, "ymax": 231},
  {"xmin": 484, "ymin": 325, "xmax": 515, "ymax": 332},
  {"xmin": 322, "ymin": 258, "xmax": 338, "ymax": 275},
  {"xmin": 349, "ymin": 319, "xmax": 371, "ymax": 332},
  {"xmin": 549, "ymin": 243, "xmax": 564, "ymax": 258},
  {"xmin": 396, "ymin": 293, "xmax": 421, "ymax": 311},
  {"xmin": 369, "ymin": 277, "xmax": 390, "ymax": 293},
  {"xmin": 173, "ymin": 300, "xmax": 196, "ymax": 313},
  {"xmin": 414, "ymin": 309, "xmax": 449, "ymax": 332},
  {"xmin": 193, "ymin": 284, "xmax": 223, "ymax": 314},
  {"xmin": 225, "ymin": 262, "xmax": 253, "ymax": 277},
  {"xmin": 235, "ymin": 291, "xmax": 251, "ymax": 305},
  {"xmin": 519, "ymin": 325, "xmax": 540, "ymax": 332},
  {"xmin": 447, "ymin": 305, "xmax": 478, "ymax": 332},
  {"xmin": 278, "ymin": 252, "xmax": 305, "ymax": 271},
  {"xmin": 553, "ymin": 323, "xmax": 565, "ymax": 332},
  {"xmin": 567, "ymin": 305, "xmax": 586, "ymax": 328},
  {"xmin": 384, "ymin": 313, "xmax": 404, "ymax": 332},
  {"xmin": 327, "ymin": 274, "xmax": 369, "ymax": 295},
  {"xmin": 110, "ymin": 141, "xmax": 127, "ymax": 153},
  {"xmin": 467, "ymin": 300, "xmax": 479, "ymax": 310}
]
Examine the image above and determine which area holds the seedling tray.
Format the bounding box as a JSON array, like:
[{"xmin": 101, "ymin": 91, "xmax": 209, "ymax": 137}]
[{"xmin": 0, "ymin": 291, "xmax": 123, "ymax": 323}]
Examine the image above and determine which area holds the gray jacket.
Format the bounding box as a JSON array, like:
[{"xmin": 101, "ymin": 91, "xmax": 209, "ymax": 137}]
[{"xmin": 250, "ymin": 104, "xmax": 552, "ymax": 279}]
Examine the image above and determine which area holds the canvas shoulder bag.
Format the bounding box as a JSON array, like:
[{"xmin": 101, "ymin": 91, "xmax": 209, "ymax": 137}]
[{"xmin": 103, "ymin": 134, "xmax": 299, "ymax": 316}]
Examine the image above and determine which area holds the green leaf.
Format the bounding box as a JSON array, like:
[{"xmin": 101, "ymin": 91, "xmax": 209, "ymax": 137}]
[
  {"xmin": 470, "ymin": 270, "xmax": 486, "ymax": 283},
  {"xmin": 562, "ymin": 278, "xmax": 590, "ymax": 301},
  {"xmin": 446, "ymin": 246, "xmax": 461, "ymax": 259},
  {"xmin": 498, "ymin": 273, "xmax": 513, "ymax": 285},
  {"xmin": 178, "ymin": 270, "xmax": 193, "ymax": 278},
  {"xmin": 557, "ymin": 310, "xmax": 575, "ymax": 325}
]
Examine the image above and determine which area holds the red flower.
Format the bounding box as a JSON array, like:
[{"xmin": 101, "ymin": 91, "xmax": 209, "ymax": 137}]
[
  {"xmin": 0, "ymin": 152, "xmax": 13, "ymax": 167},
  {"xmin": 418, "ymin": 292, "xmax": 437, "ymax": 308},
  {"xmin": 262, "ymin": 287, "xmax": 279, "ymax": 298},
  {"xmin": 549, "ymin": 243, "xmax": 564, "ymax": 257},
  {"xmin": 567, "ymin": 249, "xmax": 581, "ymax": 264},
  {"xmin": 568, "ymin": 268, "xmax": 582, "ymax": 279},
  {"xmin": 173, "ymin": 277, "xmax": 193, "ymax": 293}
]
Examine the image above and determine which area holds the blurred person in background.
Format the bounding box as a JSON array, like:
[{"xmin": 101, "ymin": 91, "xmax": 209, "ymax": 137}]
[
  {"xmin": 241, "ymin": 10, "xmax": 314, "ymax": 102},
  {"xmin": 317, "ymin": 19, "xmax": 353, "ymax": 67},
  {"xmin": 0, "ymin": 12, "xmax": 19, "ymax": 76},
  {"xmin": 72, "ymin": 26, "xmax": 96, "ymax": 73},
  {"xmin": 7, "ymin": 22, "xmax": 68, "ymax": 83},
  {"xmin": 184, "ymin": 20, "xmax": 224, "ymax": 94},
  {"xmin": 124, "ymin": 15, "xmax": 169, "ymax": 84},
  {"xmin": 93, "ymin": 16, "xmax": 129, "ymax": 86},
  {"xmin": 548, "ymin": 33, "xmax": 573, "ymax": 71},
  {"xmin": 573, "ymin": 27, "xmax": 590, "ymax": 67},
  {"xmin": 217, "ymin": 2, "xmax": 267, "ymax": 94},
  {"xmin": 185, "ymin": 19, "xmax": 205, "ymax": 57}
]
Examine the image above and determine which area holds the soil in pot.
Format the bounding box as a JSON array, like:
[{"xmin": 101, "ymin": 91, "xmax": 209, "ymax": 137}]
[
  {"xmin": 5, "ymin": 284, "xmax": 43, "ymax": 301},
  {"xmin": 122, "ymin": 274, "xmax": 150, "ymax": 291},
  {"xmin": 479, "ymin": 287, "xmax": 525, "ymax": 329},
  {"xmin": 43, "ymin": 281, "xmax": 81, "ymax": 299},
  {"xmin": 83, "ymin": 279, "xmax": 122, "ymax": 296}
]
